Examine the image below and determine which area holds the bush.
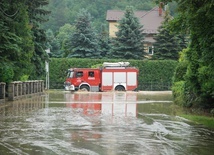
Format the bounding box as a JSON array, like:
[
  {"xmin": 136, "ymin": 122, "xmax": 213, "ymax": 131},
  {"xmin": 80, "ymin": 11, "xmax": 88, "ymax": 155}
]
[
  {"xmin": 172, "ymin": 81, "xmax": 188, "ymax": 107},
  {"xmin": 0, "ymin": 64, "xmax": 14, "ymax": 83}
]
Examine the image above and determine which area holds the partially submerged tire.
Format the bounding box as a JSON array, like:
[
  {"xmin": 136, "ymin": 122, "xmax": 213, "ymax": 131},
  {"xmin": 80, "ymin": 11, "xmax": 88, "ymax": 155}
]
[
  {"xmin": 115, "ymin": 85, "xmax": 125, "ymax": 91},
  {"xmin": 80, "ymin": 85, "xmax": 90, "ymax": 91}
]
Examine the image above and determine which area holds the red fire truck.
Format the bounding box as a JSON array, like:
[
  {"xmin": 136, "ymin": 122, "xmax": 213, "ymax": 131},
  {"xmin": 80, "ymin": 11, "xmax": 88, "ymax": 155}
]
[{"xmin": 64, "ymin": 62, "xmax": 138, "ymax": 92}]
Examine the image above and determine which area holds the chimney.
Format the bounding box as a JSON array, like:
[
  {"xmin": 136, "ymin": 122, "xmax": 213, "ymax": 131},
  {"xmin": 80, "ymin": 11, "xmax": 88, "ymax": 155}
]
[{"xmin": 159, "ymin": 2, "xmax": 163, "ymax": 16}]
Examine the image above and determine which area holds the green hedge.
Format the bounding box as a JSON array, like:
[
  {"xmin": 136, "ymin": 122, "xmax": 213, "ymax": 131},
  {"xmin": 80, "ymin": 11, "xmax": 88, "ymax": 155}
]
[{"xmin": 49, "ymin": 58, "xmax": 178, "ymax": 90}]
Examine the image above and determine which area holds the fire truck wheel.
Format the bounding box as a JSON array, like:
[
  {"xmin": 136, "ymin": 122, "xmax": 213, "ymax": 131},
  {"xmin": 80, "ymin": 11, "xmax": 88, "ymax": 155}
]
[
  {"xmin": 80, "ymin": 85, "xmax": 90, "ymax": 91},
  {"xmin": 115, "ymin": 85, "xmax": 125, "ymax": 91}
]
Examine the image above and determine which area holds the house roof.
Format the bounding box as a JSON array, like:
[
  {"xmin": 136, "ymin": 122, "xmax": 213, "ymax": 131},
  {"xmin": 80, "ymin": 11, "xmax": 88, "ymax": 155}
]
[{"xmin": 106, "ymin": 7, "xmax": 165, "ymax": 34}]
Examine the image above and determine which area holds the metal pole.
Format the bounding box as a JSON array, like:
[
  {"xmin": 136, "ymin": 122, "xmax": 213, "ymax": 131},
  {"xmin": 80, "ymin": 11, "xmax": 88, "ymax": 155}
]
[
  {"xmin": 46, "ymin": 70, "xmax": 47, "ymax": 90},
  {"xmin": 47, "ymin": 62, "xmax": 49, "ymax": 90},
  {"xmin": 45, "ymin": 61, "xmax": 49, "ymax": 90},
  {"xmin": 45, "ymin": 48, "xmax": 50, "ymax": 90}
]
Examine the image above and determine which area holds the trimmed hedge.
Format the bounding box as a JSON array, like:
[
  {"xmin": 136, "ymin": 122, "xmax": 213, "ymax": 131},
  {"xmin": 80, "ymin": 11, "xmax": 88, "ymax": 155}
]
[{"xmin": 49, "ymin": 58, "xmax": 178, "ymax": 90}]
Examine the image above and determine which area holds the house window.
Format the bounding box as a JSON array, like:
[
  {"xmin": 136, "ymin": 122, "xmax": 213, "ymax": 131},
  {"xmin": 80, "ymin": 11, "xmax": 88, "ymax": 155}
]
[{"xmin": 148, "ymin": 46, "xmax": 154, "ymax": 55}]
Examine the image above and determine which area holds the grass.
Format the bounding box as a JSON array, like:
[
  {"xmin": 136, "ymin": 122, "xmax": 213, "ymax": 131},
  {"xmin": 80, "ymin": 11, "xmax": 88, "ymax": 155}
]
[
  {"xmin": 179, "ymin": 114, "xmax": 214, "ymax": 129},
  {"xmin": 170, "ymin": 104, "xmax": 214, "ymax": 129}
]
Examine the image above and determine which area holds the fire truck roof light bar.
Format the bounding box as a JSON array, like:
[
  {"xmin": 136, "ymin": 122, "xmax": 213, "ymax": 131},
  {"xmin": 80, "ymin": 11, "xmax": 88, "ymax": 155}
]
[{"xmin": 102, "ymin": 62, "xmax": 130, "ymax": 67}]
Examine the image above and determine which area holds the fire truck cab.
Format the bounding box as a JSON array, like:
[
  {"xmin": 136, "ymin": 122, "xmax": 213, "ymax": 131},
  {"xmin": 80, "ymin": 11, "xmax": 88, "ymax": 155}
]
[
  {"xmin": 65, "ymin": 68, "xmax": 101, "ymax": 91},
  {"xmin": 64, "ymin": 62, "xmax": 138, "ymax": 92}
]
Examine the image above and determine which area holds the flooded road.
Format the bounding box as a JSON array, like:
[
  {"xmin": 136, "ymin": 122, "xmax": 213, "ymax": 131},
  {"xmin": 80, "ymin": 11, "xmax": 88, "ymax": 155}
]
[{"xmin": 0, "ymin": 91, "xmax": 214, "ymax": 155}]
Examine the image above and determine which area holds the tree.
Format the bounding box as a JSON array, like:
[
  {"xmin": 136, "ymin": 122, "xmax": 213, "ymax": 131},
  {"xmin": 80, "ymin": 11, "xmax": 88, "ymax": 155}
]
[
  {"xmin": 0, "ymin": 0, "xmax": 50, "ymax": 82},
  {"xmin": 152, "ymin": 8, "xmax": 187, "ymax": 60},
  {"xmin": 56, "ymin": 24, "xmax": 75, "ymax": 57},
  {"xmin": 98, "ymin": 24, "xmax": 112, "ymax": 58},
  {"xmin": 27, "ymin": 0, "xmax": 50, "ymax": 79},
  {"xmin": 161, "ymin": 0, "xmax": 214, "ymax": 109},
  {"xmin": 0, "ymin": 0, "xmax": 34, "ymax": 82},
  {"xmin": 46, "ymin": 29, "xmax": 61, "ymax": 58},
  {"xmin": 111, "ymin": 6, "xmax": 145, "ymax": 59},
  {"xmin": 66, "ymin": 9, "xmax": 100, "ymax": 58},
  {"xmin": 42, "ymin": 0, "xmax": 155, "ymax": 33},
  {"xmin": 13, "ymin": 3, "xmax": 35, "ymax": 80}
]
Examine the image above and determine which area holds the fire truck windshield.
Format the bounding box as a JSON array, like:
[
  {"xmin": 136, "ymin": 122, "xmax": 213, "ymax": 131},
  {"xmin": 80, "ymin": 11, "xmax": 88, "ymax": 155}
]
[{"xmin": 67, "ymin": 70, "xmax": 74, "ymax": 78}]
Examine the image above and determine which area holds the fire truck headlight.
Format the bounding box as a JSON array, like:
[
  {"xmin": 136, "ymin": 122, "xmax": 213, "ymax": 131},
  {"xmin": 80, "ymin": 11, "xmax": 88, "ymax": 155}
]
[{"xmin": 65, "ymin": 82, "xmax": 71, "ymax": 86}]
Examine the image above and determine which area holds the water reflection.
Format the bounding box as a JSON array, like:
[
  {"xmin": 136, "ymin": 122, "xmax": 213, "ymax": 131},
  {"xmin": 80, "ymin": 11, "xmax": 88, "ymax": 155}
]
[
  {"xmin": 64, "ymin": 92, "xmax": 140, "ymax": 155},
  {"xmin": 0, "ymin": 95, "xmax": 45, "ymax": 117},
  {"xmin": 65, "ymin": 92, "xmax": 137, "ymax": 117},
  {"xmin": 0, "ymin": 91, "xmax": 214, "ymax": 155}
]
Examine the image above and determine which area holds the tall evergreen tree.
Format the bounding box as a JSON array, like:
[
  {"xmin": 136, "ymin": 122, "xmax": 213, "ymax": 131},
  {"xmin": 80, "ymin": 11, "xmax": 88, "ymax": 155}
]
[
  {"xmin": 46, "ymin": 29, "xmax": 62, "ymax": 58},
  {"xmin": 56, "ymin": 24, "xmax": 75, "ymax": 58},
  {"xmin": 152, "ymin": 8, "xmax": 187, "ymax": 60},
  {"xmin": 0, "ymin": 0, "xmax": 34, "ymax": 82},
  {"xmin": 66, "ymin": 9, "xmax": 100, "ymax": 58},
  {"xmin": 168, "ymin": 0, "xmax": 214, "ymax": 109},
  {"xmin": 111, "ymin": 6, "xmax": 145, "ymax": 59},
  {"xmin": 27, "ymin": 0, "xmax": 50, "ymax": 79},
  {"xmin": 0, "ymin": 0, "xmax": 49, "ymax": 82},
  {"xmin": 98, "ymin": 24, "xmax": 111, "ymax": 58}
]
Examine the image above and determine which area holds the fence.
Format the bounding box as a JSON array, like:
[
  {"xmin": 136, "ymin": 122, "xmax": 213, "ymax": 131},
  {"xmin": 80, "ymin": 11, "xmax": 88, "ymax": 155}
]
[
  {"xmin": 138, "ymin": 82, "xmax": 172, "ymax": 91},
  {"xmin": 0, "ymin": 82, "xmax": 6, "ymax": 103},
  {"xmin": 7, "ymin": 80, "xmax": 44, "ymax": 101}
]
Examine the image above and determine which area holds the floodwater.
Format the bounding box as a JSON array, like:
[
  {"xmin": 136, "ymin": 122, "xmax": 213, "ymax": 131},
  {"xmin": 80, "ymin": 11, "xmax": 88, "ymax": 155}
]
[{"xmin": 0, "ymin": 91, "xmax": 214, "ymax": 155}]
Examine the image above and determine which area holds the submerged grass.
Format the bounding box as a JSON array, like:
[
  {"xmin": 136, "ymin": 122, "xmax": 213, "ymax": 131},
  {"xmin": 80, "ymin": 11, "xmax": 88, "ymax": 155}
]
[
  {"xmin": 170, "ymin": 104, "xmax": 214, "ymax": 129},
  {"xmin": 180, "ymin": 114, "xmax": 214, "ymax": 129},
  {"xmin": 175, "ymin": 107, "xmax": 214, "ymax": 129}
]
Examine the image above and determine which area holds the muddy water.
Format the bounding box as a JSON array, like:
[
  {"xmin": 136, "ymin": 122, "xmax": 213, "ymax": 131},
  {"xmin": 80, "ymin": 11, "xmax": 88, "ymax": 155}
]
[{"xmin": 0, "ymin": 91, "xmax": 214, "ymax": 155}]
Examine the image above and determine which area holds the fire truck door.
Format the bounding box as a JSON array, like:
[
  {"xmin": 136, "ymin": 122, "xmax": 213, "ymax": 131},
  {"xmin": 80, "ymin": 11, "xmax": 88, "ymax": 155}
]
[
  {"xmin": 76, "ymin": 71, "xmax": 83, "ymax": 83},
  {"xmin": 87, "ymin": 71, "xmax": 99, "ymax": 85}
]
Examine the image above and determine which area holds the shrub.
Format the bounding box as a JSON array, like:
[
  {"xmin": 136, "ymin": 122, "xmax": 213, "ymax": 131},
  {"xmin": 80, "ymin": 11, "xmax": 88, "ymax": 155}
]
[
  {"xmin": 0, "ymin": 64, "xmax": 14, "ymax": 83},
  {"xmin": 172, "ymin": 81, "xmax": 187, "ymax": 107}
]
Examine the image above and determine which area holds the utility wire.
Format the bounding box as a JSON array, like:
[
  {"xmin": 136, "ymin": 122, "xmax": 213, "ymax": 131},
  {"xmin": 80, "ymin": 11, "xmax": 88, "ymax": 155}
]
[{"xmin": 0, "ymin": 3, "xmax": 19, "ymax": 18}]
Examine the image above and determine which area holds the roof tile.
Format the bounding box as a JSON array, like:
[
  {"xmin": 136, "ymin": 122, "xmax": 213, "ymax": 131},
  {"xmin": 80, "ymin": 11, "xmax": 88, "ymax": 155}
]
[{"xmin": 106, "ymin": 7, "xmax": 165, "ymax": 34}]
